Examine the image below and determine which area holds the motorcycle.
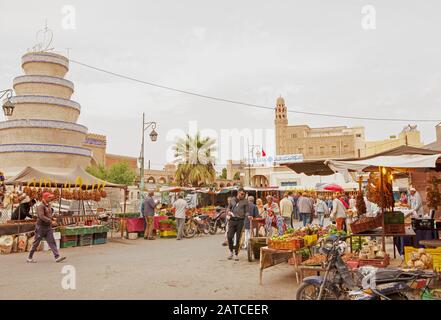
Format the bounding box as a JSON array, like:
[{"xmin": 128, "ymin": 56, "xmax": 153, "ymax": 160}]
[
  {"xmin": 183, "ymin": 213, "xmax": 210, "ymax": 238},
  {"xmin": 208, "ymin": 207, "xmax": 227, "ymax": 235},
  {"xmin": 296, "ymin": 235, "xmax": 441, "ymax": 300}
]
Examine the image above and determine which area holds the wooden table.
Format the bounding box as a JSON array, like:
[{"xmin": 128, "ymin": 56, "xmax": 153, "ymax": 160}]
[
  {"xmin": 419, "ymin": 239, "xmax": 441, "ymax": 248},
  {"xmin": 259, "ymin": 246, "xmax": 295, "ymax": 285},
  {"xmin": 297, "ymin": 265, "xmax": 327, "ymax": 282},
  {"xmin": 349, "ymin": 227, "xmax": 416, "ymax": 258}
]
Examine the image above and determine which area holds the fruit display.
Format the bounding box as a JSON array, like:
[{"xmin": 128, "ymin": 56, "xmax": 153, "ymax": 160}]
[
  {"xmin": 302, "ymin": 254, "xmax": 327, "ymax": 266},
  {"xmin": 268, "ymin": 233, "xmax": 304, "ymax": 250},
  {"xmin": 406, "ymin": 248, "xmax": 433, "ymax": 270},
  {"xmin": 342, "ymin": 252, "xmax": 359, "ymax": 263}
]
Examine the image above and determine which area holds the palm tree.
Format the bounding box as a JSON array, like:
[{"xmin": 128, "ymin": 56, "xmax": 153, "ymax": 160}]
[{"xmin": 173, "ymin": 133, "xmax": 216, "ymax": 187}]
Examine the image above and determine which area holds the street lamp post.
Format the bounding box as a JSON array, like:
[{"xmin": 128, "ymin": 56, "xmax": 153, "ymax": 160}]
[
  {"xmin": 1, "ymin": 89, "xmax": 15, "ymax": 116},
  {"xmin": 139, "ymin": 112, "xmax": 158, "ymax": 191},
  {"xmin": 247, "ymin": 141, "xmax": 261, "ymax": 187}
]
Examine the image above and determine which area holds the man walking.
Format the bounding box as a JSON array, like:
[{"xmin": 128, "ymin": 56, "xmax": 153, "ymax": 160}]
[
  {"xmin": 27, "ymin": 192, "xmax": 66, "ymax": 263},
  {"xmin": 243, "ymin": 196, "xmax": 259, "ymax": 250},
  {"xmin": 143, "ymin": 191, "xmax": 158, "ymax": 240},
  {"xmin": 298, "ymin": 192, "xmax": 314, "ymax": 227},
  {"xmin": 173, "ymin": 193, "xmax": 188, "ymax": 240},
  {"xmin": 280, "ymin": 192, "xmax": 293, "ymax": 228},
  {"xmin": 227, "ymin": 188, "xmax": 248, "ymax": 261}
]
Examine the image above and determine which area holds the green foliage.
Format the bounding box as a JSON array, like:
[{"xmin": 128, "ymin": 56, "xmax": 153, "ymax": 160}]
[
  {"xmin": 86, "ymin": 164, "xmax": 107, "ymax": 180},
  {"xmin": 219, "ymin": 168, "xmax": 227, "ymax": 179},
  {"xmin": 233, "ymin": 171, "xmax": 241, "ymax": 180},
  {"xmin": 86, "ymin": 161, "xmax": 136, "ymax": 186},
  {"xmin": 173, "ymin": 133, "xmax": 216, "ymax": 187}
]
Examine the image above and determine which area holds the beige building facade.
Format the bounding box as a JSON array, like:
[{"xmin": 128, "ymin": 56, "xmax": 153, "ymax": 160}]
[
  {"xmin": 365, "ymin": 125, "xmax": 423, "ymax": 156},
  {"xmin": 275, "ymin": 96, "xmax": 366, "ymax": 159}
]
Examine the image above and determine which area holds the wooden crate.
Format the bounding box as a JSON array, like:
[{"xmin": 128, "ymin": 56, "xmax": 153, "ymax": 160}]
[
  {"xmin": 359, "ymin": 255, "xmax": 390, "ymax": 268},
  {"xmin": 384, "ymin": 224, "xmax": 405, "ymax": 234}
]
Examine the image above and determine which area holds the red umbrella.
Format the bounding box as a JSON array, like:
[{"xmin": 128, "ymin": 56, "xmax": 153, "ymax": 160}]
[{"xmin": 323, "ymin": 184, "xmax": 344, "ymax": 192}]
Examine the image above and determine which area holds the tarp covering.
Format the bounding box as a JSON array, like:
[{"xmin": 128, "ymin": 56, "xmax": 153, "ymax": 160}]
[
  {"xmin": 5, "ymin": 166, "xmax": 124, "ymax": 188},
  {"xmin": 281, "ymin": 145, "xmax": 441, "ymax": 176},
  {"xmin": 326, "ymin": 154, "xmax": 441, "ymax": 173}
]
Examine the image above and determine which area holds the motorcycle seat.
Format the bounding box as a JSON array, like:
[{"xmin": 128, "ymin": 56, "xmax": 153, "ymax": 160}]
[{"xmin": 373, "ymin": 269, "xmax": 410, "ymax": 282}]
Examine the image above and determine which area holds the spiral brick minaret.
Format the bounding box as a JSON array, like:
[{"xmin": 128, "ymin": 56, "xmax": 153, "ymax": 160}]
[{"xmin": 0, "ymin": 51, "xmax": 92, "ymax": 173}]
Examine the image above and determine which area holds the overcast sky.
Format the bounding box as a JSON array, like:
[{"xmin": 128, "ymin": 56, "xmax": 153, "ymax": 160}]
[{"xmin": 1, "ymin": 1, "xmax": 441, "ymax": 170}]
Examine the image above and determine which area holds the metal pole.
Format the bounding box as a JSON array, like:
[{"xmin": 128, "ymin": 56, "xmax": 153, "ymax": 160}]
[
  {"xmin": 247, "ymin": 139, "xmax": 251, "ymax": 187},
  {"xmin": 140, "ymin": 112, "xmax": 145, "ymax": 191}
]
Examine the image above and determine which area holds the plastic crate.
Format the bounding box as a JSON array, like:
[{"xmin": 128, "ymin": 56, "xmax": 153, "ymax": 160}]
[
  {"xmin": 404, "ymin": 246, "xmax": 441, "ymax": 268},
  {"xmin": 92, "ymin": 232, "xmax": 107, "ymax": 245},
  {"xmin": 93, "ymin": 237, "xmax": 107, "ymax": 245},
  {"xmin": 384, "ymin": 211, "xmax": 404, "ymax": 224},
  {"xmin": 78, "ymin": 234, "xmax": 93, "ymax": 246},
  {"xmin": 412, "ymin": 219, "xmax": 435, "ymax": 230},
  {"xmin": 60, "ymin": 240, "xmax": 77, "ymax": 248},
  {"xmin": 160, "ymin": 230, "xmax": 177, "ymax": 238},
  {"xmin": 384, "ymin": 224, "xmax": 405, "ymax": 234},
  {"xmin": 61, "ymin": 235, "xmax": 78, "ymax": 244}
]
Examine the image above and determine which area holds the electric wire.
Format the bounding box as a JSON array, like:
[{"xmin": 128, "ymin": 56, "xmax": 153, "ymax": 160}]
[{"xmin": 69, "ymin": 59, "xmax": 441, "ymax": 123}]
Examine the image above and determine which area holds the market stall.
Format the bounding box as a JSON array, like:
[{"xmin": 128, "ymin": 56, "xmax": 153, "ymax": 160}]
[
  {"xmin": 0, "ymin": 166, "xmax": 126, "ymax": 252},
  {"xmin": 280, "ymin": 145, "xmax": 441, "ymax": 271}
]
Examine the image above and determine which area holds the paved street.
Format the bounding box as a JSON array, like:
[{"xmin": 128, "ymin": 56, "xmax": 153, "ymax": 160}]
[{"xmin": 0, "ymin": 233, "xmax": 299, "ymax": 300}]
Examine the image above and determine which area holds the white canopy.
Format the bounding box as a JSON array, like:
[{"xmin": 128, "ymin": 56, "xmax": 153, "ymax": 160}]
[
  {"xmin": 326, "ymin": 154, "xmax": 441, "ymax": 182},
  {"xmin": 327, "ymin": 154, "xmax": 441, "ymax": 172}
]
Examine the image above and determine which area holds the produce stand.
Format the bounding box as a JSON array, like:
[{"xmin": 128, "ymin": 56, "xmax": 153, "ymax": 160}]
[
  {"xmin": 349, "ymin": 226, "xmax": 416, "ymax": 258},
  {"xmin": 259, "ymin": 246, "xmax": 295, "ymax": 285},
  {"xmin": 1, "ymin": 166, "xmax": 126, "ymax": 250}
]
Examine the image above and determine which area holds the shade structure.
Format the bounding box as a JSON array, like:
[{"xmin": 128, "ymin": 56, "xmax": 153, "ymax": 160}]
[
  {"xmin": 281, "ymin": 145, "xmax": 441, "ymax": 176},
  {"xmin": 326, "ymin": 154, "xmax": 441, "ymax": 173},
  {"xmin": 5, "ymin": 166, "xmax": 125, "ymax": 188}
]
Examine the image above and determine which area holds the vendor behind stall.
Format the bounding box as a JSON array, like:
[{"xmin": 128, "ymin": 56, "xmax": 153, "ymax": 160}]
[
  {"xmin": 11, "ymin": 197, "xmax": 36, "ymax": 220},
  {"xmin": 409, "ymin": 187, "xmax": 424, "ymax": 218}
]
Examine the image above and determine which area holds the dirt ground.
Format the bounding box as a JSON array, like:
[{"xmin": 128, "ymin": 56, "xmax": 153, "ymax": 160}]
[{"xmin": 0, "ymin": 233, "xmax": 299, "ymax": 300}]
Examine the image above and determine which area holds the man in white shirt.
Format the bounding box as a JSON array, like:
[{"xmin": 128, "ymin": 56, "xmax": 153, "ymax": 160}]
[
  {"xmin": 409, "ymin": 187, "xmax": 424, "ymax": 218},
  {"xmin": 173, "ymin": 194, "xmax": 188, "ymax": 240},
  {"xmin": 280, "ymin": 192, "xmax": 294, "ymax": 228}
]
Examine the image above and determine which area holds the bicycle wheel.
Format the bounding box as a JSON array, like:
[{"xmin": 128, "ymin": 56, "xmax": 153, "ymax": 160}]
[{"xmin": 184, "ymin": 220, "xmax": 197, "ymax": 238}]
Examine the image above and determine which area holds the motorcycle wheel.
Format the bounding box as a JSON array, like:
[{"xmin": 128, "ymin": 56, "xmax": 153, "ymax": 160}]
[
  {"xmin": 209, "ymin": 224, "xmax": 218, "ymax": 235},
  {"xmin": 296, "ymin": 282, "xmax": 339, "ymax": 300},
  {"xmin": 202, "ymin": 222, "xmax": 210, "ymax": 235},
  {"xmin": 183, "ymin": 221, "xmax": 197, "ymax": 238}
]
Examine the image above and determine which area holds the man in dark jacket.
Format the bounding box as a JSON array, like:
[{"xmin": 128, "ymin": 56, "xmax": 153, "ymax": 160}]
[
  {"xmin": 11, "ymin": 198, "xmax": 36, "ymax": 220},
  {"xmin": 27, "ymin": 192, "xmax": 66, "ymax": 263},
  {"xmin": 226, "ymin": 188, "xmax": 249, "ymax": 261}
]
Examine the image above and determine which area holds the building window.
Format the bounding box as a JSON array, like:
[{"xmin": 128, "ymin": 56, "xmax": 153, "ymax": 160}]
[
  {"xmin": 356, "ymin": 134, "xmax": 362, "ymax": 138},
  {"xmin": 298, "ymin": 147, "xmax": 304, "ymax": 154},
  {"xmin": 308, "ymin": 147, "xmax": 314, "ymax": 155},
  {"xmin": 343, "ymin": 144, "xmax": 349, "ymax": 153},
  {"xmin": 291, "ymin": 133, "xmax": 297, "ymax": 139},
  {"xmin": 331, "ymin": 146, "xmax": 337, "ymax": 154},
  {"xmin": 319, "ymin": 146, "xmax": 325, "ymax": 155}
]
